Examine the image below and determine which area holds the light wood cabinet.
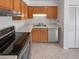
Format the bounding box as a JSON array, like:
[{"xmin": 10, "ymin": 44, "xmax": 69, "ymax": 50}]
[
  {"xmin": 0, "ymin": 0, "xmax": 13, "ymax": 10},
  {"xmin": 28, "ymin": 6, "xmax": 48, "ymax": 18},
  {"xmin": 12, "ymin": 16, "xmax": 22, "ymax": 20},
  {"xmin": 21, "ymin": 2, "xmax": 25, "ymax": 14},
  {"xmin": 0, "ymin": 0, "xmax": 22, "ymax": 12},
  {"xmin": 24, "ymin": 4, "xmax": 28, "ymax": 19},
  {"xmin": 47, "ymin": 6, "xmax": 57, "ymax": 18},
  {"xmin": 12, "ymin": 1, "xmax": 29, "ymax": 20},
  {"xmin": 32, "ymin": 28, "xmax": 40, "ymax": 42},
  {"xmin": 28, "ymin": 7, "xmax": 33, "ymax": 18},
  {"xmin": 0, "ymin": 0, "xmax": 29, "ymax": 20},
  {"xmin": 40, "ymin": 28, "xmax": 48, "ymax": 42},
  {"xmin": 32, "ymin": 28, "xmax": 48, "ymax": 42},
  {"xmin": 28, "ymin": 6, "xmax": 57, "ymax": 19},
  {"xmin": 32, "ymin": 6, "xmax": 47, "ymax": 14},
  {"xmin": 13, "ymin": 0, "xmax": 21, "ymax": 12}
]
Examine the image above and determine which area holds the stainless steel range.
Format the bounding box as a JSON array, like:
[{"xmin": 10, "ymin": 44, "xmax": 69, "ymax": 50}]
[{"xmin": 0, "ymin": 26, "xmax": 31, "ymax": 59}]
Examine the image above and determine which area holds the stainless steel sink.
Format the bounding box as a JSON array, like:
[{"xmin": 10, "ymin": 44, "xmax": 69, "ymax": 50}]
[{"xmin": 33, "ymin": 23, "xmax": 47, "ymax": 27}]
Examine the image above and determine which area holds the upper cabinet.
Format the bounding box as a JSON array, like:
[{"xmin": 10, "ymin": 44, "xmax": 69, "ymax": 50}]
[
  {"xmin": 31, "ymin": 6, "xmax": 47, "ymax": 14},
  {"xmin": 21, "ymin": 2, "xmax": 25, "ymax": 14},
  {"xmin": 0, "ymin": 0, "xmax": 13, "ymax": 10},
  {"xmin": 69, "ymin": 0, "xmax": 79, "ymax": 5},
  {"xmin": 28, "ymin": 6, "xmax": 48, "ymax": 18},
  {"xmin": 0, "ymin": 0, "xmax": 22, "ymax": 12},
  {"xmin": 13, "ymin": 0, "xmax": 21, "ymax": 12},
  {"xmin": 28, "ymin": 6, "xmax": 57, "ymax": 19},
  {"xmin": 47, "ymin": 6, "xmax": 57, "ymax": 19},
  {"xmin": 24, "ymin": 4, "xmax": 28, "ymax": 18},
  {"xmin": 12, "ymin": 1, "xmax": 29, "ymax": 20},
  {"xmin": 0, "ymin": 0, "xmax": 58, "ymax": 19}
]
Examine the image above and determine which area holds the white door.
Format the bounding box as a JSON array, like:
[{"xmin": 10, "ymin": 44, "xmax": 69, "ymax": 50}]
[
  {"xmin": 76, "ymin": 7, "xmax": 79, "ymax": 48},
  {"xmin": 68, "ymin": 7, "xmax": 76, "ymax": 48}
]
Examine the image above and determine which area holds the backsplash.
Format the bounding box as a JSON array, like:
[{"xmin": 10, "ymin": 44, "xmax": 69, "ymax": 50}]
[
  {"xmin": 0, "ymin": 16, "xmax": 13, "ymax": 30},
  {"xmin": 24, "ymin": 16, "xmax": 58, "ymax": 25}
]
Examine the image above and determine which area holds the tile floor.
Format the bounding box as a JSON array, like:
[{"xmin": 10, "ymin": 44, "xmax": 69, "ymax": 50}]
[{"xmin": 31, "ymin": 43, "xmax": 79, "ymax": 59}]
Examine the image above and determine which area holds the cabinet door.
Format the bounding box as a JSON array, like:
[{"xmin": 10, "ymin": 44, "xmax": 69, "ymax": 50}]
[
  {"xmin": 47, "ymin": 6, "xmax": 57, "ymax": 19},
  {"xmin": 24, "ymin": 5, "xmax": 28, "ymax": 18},
  {"xmin": 14, "ymin": 0, "xmax": 21, "ymax": 12},
  {"xmin": 0, "ymin": 0, "xmax": 12, "ymax": 10},
  {"xmin": 40, "ymin": 28, "xmax": 48, "ymax": 42},
  {"xmin": 12, "ymin": 16, "xmax": 22, "ymax": 20},
  {"xmin": 68, "ymin": 7, "xmax": 76, "ymax": 48},
  {"xmin": 21, "ymin": 2, "xmax": 25, "ymax": 14},
  {"xmin": 28, "ymin": 7, "xmax": 33, "ymax": 18},
  {"xmin": 32, "ymin": 28, "xmax": 40, "ymax": 42},
  {"xmin": 76, "ymin": 7, "xmax": 79, "ymax": 48}
]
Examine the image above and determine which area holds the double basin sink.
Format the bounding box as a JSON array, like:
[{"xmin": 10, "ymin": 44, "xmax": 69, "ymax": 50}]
[{"xmin": 33, "ymin": 23, "xmax": 47, "ymax": 28}]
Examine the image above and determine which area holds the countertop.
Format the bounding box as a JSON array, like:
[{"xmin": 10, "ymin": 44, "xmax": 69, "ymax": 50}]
[{"xmin": 33, "ymin": 25, "xmax": 58, "ymax": 28}]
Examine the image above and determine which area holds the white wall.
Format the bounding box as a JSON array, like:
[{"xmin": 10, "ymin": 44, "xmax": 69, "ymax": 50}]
[
  {"xmin": 58, "ymin": 0, "xmax": 64, "ymax": 48},
  {"xmin": 0, "ymin": 16, "xmax": 13, "ymax": 30},
  {"xmin": 0, "ymin": 16, "xmax": 26, "ymax": 32},
  {"xmin": 64, "ymin": 0, "xmax": 71, "ymax": 49},
  {"xmin": 58, "ymin": 0, "xmax": 70, "ymax": 49}
]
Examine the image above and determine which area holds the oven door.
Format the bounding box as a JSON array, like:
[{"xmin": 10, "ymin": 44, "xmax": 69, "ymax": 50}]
[
  {"xmin": 18, "ymin": 40, "xmax": 31, "ymax": 59},
  {"xmin": 0, "ymin": 33, "xmax": 15, "ymax": 54}
]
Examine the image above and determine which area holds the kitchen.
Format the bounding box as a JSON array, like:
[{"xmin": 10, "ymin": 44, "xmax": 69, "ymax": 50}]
[{"xmin": 0, "ymin": 0, "xmax": 79, "ymax": 59}]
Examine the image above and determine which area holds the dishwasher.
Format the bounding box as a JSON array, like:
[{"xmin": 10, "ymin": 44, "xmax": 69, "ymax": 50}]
[{"xmin": 48, "ymin": 28, "xmax": 58, "ymax": 42}]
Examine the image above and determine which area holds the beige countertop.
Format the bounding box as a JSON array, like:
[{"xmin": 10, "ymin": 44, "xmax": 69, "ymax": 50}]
[{"xmin": 33, "ymin": 23, "xmax": 58, "ymax": 28}]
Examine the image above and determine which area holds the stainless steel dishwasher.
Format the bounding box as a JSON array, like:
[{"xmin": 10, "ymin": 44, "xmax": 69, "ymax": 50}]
[{"xmin": 48, "ymin": 28, "xmax": 58, "ymax": 42}]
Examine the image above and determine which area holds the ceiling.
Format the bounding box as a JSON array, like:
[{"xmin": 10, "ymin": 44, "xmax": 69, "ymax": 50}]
[{"xmin": 23, "ymin": 0, "xmax": 58, "ymax": 6}]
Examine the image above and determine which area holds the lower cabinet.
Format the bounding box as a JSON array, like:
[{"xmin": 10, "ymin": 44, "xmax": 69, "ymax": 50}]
[
  {"xmin": 32, "ymin": 28, "xmax": 40, "ymax": 42},
  {"xmin": 32, "ymin": 28, "xmax": 48, "ymax": 42},
  {"xmin": 40, "ymin": 28, "xmax": 48, "ymax": 42}
]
